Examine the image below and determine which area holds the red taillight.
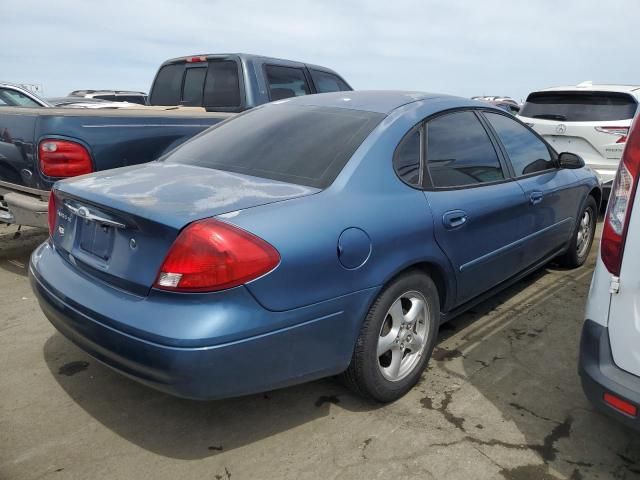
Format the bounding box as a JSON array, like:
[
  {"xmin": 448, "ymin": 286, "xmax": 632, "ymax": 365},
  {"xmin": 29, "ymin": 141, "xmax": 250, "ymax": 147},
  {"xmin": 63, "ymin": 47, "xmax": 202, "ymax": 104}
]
[
  {"xmin": 604, "ymin": 392, "xmax": 637, "ymax": 416},
  {"xmin": 601, "ymin": 118, "xmax": 640, "ymax": 275},
  {"xmin": 185, "ymin": 56, "xmax": 207, "ymax": 63},
  {"xmin": 154, "ymin": 219, "xmax": 280, "ymax": 292},
  {"xmin": 39, "ymin": 139, "xmax": 93, "ymax": 178},
  {"xmin": 47, "ymin": 191, "xmax": 57, "ymax": 236}
]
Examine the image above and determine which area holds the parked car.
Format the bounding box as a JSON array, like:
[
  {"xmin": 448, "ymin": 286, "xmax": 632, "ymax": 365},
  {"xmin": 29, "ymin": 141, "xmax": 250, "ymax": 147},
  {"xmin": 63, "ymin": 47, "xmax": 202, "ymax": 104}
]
[
  {"xmin": 0, "ymin": 82, "xmax": 50, "ymax": 107},
  {"xmin": 148, "ymin": 53, "xmax": 352, "ymax": 111},
  {"xmin": 68, "ymin": 90, "xmax": 148, "ymax": 105},
  {"xmin": 580, "ymin": 114, "xmax": 640, "ymax": 430},
  {"xmin": 47, "ymin": 97, "xmax": 143, "ymax": 109},
  {"xmin": 471, "ymin": 96, "xmax": 520, "ymax": 114},
  {"xmin": 518, "ymin": 82, "xmax": 640, "ymax": 193},
  {"xmin": 0, "ymin": 53, "xmax": 352, "ymax": 228},
  {"xmin": 30, "ymin": 91, "xmax": 600, "ymax": 402}
]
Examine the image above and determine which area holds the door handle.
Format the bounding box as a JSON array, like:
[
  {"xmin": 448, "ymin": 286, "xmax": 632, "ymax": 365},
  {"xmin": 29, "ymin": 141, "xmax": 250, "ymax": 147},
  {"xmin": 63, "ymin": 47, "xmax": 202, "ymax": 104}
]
[
  {"xmin": 443, "ymin": 210, "xmax": 468, "ymax": 229},
  {"xmin": 530, "ymin": 191, "xmax": 544, "ymax": 205}
]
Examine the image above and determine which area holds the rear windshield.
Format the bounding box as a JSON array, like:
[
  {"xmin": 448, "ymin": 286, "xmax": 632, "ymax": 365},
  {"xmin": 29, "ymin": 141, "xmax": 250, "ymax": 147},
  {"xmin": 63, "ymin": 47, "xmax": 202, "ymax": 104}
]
[
  {"xmin": 520, "ymin": 91, "xmax": 638, "ymax": 122},
  {"xmin": 164, "ymin": 105, "xmax": 384, "ymax": 188},
  {"xmin": 149, "ymin": 60, "xmax": 241, "ymax": 109}
]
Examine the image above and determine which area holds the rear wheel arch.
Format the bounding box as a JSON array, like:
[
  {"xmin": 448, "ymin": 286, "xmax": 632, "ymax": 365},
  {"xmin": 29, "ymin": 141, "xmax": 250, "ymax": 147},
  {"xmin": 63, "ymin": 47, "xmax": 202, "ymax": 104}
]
[
  {"xmin": 380, "ymin": 261, "xmax": 450, "ymax": 314},
  {"xmin": 589, "ymin": 187, "xmax": 602, "ymax": 212}
]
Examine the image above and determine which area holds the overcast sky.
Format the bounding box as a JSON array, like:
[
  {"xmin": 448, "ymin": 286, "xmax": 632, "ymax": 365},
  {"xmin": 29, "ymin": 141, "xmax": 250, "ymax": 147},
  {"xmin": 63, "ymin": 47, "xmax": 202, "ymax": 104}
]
[{"xmin": 3, "ymin": 0, "xmax": 639, "ymax": 101}]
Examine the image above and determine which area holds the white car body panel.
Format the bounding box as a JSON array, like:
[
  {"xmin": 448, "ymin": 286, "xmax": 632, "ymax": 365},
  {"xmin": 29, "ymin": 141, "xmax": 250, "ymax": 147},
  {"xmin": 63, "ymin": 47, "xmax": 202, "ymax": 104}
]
[
  {"xmin": 585, "ymin": 253, "xmax": 612, "ymax": 328},
  {"xmin": 606, "ymin": 189, "xmax": 640, "ymax": 377}
]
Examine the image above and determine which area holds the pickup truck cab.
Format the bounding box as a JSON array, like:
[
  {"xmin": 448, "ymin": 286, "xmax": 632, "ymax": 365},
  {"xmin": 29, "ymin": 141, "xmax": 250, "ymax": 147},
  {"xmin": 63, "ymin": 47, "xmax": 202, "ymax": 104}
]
[
  {"xmin": 0, "ymin": 53, "xmax": 352, "ymax": 228},
  {"xmin": 149, "ymin": 53, "xmax": 351, "ymax": 112}
]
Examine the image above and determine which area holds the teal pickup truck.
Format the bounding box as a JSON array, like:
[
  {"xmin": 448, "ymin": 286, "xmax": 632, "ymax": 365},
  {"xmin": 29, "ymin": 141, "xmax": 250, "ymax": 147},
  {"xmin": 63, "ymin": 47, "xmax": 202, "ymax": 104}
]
[{"xmin": 0, "ymin": 53, "xmax": 351, "ymax": 227}]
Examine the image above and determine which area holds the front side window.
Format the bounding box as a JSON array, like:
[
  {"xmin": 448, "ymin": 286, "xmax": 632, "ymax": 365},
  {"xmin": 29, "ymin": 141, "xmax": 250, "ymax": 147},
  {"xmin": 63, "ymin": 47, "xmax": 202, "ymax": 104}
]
[
  {"xmin": 310, "ymin": 70, "xmax": 351, "ymax": 93},
  {"xmin": 426, "ymin": 111, "xmax": 504, "ymax": 188},
  {"xmin": 393, "ymin": 129, "xmax": 421, "ymax": 186},
  {"xmin": 485, "ymin": 112, "xmax": 555, "ymax": 176},
  {"xmin": 0, "ymin": 88, "xmax": 41, "ymax": 107},
  {"xmin": 165, "ymin": 105, "xmax": 383, "ymax": 188},
  {"xmin": 265, "ymin": 65, "xmax": 310, "ymax": 100}
]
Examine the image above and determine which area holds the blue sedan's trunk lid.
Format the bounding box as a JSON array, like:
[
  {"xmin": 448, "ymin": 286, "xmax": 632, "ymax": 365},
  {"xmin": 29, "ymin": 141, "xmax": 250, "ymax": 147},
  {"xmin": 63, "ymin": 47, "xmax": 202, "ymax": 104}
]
[{"xmin": 51, "ymin": 163, "xmax": 319, "ymax": 295}]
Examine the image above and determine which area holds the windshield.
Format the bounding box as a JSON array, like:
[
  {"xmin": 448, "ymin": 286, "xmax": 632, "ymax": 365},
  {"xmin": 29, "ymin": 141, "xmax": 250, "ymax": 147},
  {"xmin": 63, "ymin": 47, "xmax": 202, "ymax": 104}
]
[
  {"xmin": 520, "ymin": 91, "xmax": 638, "ymax": 122},
  {"xmin": 164, "ymin": 104, "xmax": 384, "ymax": 188}
]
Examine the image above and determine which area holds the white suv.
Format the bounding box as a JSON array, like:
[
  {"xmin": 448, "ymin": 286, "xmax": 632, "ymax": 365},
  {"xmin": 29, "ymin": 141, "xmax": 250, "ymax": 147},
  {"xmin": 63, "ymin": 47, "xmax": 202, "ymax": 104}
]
[
  {"xmin": 519, "ymin": 82, "xmax": 640, "ymax": 192},
  {"xmin": 580, "ymin": 112, "xmax": 640, "ymax": 429}
]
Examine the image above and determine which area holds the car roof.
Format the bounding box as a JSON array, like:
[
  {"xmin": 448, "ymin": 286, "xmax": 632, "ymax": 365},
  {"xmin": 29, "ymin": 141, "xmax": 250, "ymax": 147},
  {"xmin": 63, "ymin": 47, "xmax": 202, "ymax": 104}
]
[
  {"xmin": 272, "ymin": 90, "xmax": 463, "ymax": 114},
  {"xmin": 533, "ymin": 82, "xmax": 640, "ymax": 94}
]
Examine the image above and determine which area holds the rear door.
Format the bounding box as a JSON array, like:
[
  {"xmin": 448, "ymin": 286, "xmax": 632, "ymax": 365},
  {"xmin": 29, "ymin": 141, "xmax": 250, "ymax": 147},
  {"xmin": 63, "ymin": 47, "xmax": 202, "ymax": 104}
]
[
  {"xmin": 519, "ymin": 91, "xmax": 637, "ymax": 181},
  {"xmin": 423, "ymin": 110, "xmax": 529, "ymax": 305},
  {"xmin": 483, "ymin": 111, "xmax": 581, "ymax": 264}
]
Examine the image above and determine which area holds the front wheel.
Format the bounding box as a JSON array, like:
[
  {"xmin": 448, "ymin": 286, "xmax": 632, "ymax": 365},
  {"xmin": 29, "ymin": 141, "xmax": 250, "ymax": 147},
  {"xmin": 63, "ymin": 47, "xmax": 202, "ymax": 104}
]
[
  {"xmin": 558, "ymin": 196, "xmax": 598, "ymax": 268},
  {"xmin": 341, "ymin": 271, "xmax": 439, "ymax": 402}
]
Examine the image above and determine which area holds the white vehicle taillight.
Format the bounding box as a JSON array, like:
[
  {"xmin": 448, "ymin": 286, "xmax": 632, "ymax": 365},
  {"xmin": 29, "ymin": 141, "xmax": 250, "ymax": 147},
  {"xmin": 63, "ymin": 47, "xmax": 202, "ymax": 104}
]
[
  {"xmin": 595, "ymin": 126, "xmax": 630, "ymax": 144},
  {"xmin": 601, "ymin": 119, "xmax": 640, "ymax": 275}
]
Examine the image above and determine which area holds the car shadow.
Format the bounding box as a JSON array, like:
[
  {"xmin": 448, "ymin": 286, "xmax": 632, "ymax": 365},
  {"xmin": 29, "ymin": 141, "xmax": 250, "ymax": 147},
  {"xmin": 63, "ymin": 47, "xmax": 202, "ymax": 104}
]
[
  {"xmin": 428, "ymin": 246, "xmax": 640, "ymax": 479},
  {"xmin": 42, "ymin": 332, "xmax": 380, "ymax": 460}
]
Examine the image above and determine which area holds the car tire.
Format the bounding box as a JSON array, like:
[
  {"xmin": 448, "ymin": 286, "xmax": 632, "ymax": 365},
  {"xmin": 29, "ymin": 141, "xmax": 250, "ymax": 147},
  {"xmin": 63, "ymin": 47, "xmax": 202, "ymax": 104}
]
[
  {"xmin": 558, "ymin": 195, "xmax": 598, "ymax": 268},
  {"xmin": 341, "ymin": 271, "xmax": 439, "ymax": 403}
]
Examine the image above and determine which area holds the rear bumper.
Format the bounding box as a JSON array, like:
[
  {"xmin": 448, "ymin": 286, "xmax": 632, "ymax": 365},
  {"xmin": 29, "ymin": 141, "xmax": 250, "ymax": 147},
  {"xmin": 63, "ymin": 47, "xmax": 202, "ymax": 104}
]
[
  {"xmin": 579, "ymin": 319, "xmax": 640, "ymax": 430},
  {"xmin": 30, "ymin": 241, "xmax": 377, "ymax": 399},
  {"xmin": 0, "ymin": 188, "xmax": 49, "ymax": 228}
]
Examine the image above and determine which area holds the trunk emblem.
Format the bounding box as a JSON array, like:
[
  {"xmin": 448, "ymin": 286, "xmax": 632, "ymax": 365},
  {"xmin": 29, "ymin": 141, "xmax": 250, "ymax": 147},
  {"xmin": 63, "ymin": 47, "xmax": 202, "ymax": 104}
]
[
  {"xmin": 129, "ymin": 238, "xmax": 137, "ymax": 249},
  {"xmin": 58, "ymin": 226, "xmax": 65, "ymax": 235},
  {"xmin": 556, "ymin": 124, "xmax": 567, "ymax": 134}
]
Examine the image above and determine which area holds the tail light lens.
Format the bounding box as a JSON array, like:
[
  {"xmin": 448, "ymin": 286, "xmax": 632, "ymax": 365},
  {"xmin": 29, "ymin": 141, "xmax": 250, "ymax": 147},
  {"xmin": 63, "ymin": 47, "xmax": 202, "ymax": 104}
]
[
  {"xmin": 155, "ymin": 219, "xmax": 280, "ymax": 292},
  {"xmin": 601, "ymin": 118, "xmax": 640, "ymax": 275},
  {"xmin": 47, "ymin": 191, "xmax": 57, "ymax": 236},
  {"xmin": 595, "ymin": 126, "xmax": 630, "ymax": 144},
  {"xmin": 39, "ymin": 139, "xmax": 93, "ymax": 177}
]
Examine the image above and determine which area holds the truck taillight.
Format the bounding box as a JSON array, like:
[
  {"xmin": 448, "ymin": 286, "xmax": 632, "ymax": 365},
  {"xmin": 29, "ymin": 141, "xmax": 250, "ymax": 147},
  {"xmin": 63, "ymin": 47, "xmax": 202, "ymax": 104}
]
[
  {"xmin": 154, "ymin": 219, "xmax": 280, "ymax": 292},
  {"xmin": 601, "ymin": 119, "xmax": 640, "ymax": 275},
  {"xmin": 47, "ymin": 191, "xmax": 57, "ymax": 236},
  {"xmin": 39, "ymin": 139, "xmax": 93, "ymax": 178},
  {"xmin": 185, "ymin": 56, "xmax": 207, "ymax": 63}
]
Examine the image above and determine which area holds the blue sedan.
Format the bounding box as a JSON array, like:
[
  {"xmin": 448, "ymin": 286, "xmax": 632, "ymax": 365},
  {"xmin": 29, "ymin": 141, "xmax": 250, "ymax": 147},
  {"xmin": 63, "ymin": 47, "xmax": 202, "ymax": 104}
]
[{"xmin": 30, "ymin": 91, "xmax": 600, "ymax": 402}]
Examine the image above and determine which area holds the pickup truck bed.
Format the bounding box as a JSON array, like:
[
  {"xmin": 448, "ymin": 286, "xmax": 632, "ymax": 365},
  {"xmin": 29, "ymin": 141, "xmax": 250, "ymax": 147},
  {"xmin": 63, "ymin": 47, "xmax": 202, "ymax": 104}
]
[{"xmin": 0, "ymin": 106, "xmax": 230, "ymax": 227}]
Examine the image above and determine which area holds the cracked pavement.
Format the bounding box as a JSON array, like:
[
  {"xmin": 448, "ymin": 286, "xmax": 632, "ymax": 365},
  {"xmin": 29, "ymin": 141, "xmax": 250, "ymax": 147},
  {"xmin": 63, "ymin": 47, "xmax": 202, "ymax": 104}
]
[{"xmin": 1, "ymin": 224, "xmax": 639, "ymax": 479}]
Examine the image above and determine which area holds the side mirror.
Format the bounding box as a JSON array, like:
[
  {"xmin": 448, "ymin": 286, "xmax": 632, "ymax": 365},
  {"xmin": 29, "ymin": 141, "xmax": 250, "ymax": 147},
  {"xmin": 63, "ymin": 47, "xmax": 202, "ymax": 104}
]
[{"xmin": 558, "ymin": 152, "xmax": 585, "ymax": 169}]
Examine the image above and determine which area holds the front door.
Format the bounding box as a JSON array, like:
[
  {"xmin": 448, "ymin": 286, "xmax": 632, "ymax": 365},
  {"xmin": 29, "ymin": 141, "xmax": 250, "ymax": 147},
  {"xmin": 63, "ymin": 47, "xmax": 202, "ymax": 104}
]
[{"xmin": 482, "ymin": 111, "xmax": 582, "ymax": 265}]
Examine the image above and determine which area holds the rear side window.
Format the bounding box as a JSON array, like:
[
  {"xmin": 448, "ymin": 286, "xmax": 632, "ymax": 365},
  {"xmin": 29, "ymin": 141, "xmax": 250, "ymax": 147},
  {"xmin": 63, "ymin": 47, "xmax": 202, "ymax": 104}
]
[
  {"xmin": 203, "ymin": 61, "xmax": 241, "ymax": 108},
  {"xmin": 394, "ymin": 129, "xmax": 422, "ymax": 186},
  {"xmin": 310, "ymin": 70, "xmax": 351, "ymax": 93},
  {"xmin": 94, "ymin": 95, "xmax": 116, "ymax": 101},
  {"xmin": 265, "ymin": 65, "xmax": 310, "ymax": 100},
  {"xmin": 150, "ymin": 63, "xmax": 185, "ymax": 105},
  {"xmin": 519, "ymin": 91, "xmax": 638, "ymax": 122},
  {"xmin": 485, "ymin": 112, "xmax": 555, "ymax": 176},
  {"xmin": 426, "ymin": 111, "xmax": 504, "ymax": 188},
  {"xmin": 182, "ymin": 67, "xmax": 207, "ymax": 106},
  {"xmin": 165, "ymin": 105, "xmax": 383, "ymax": 188}
]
